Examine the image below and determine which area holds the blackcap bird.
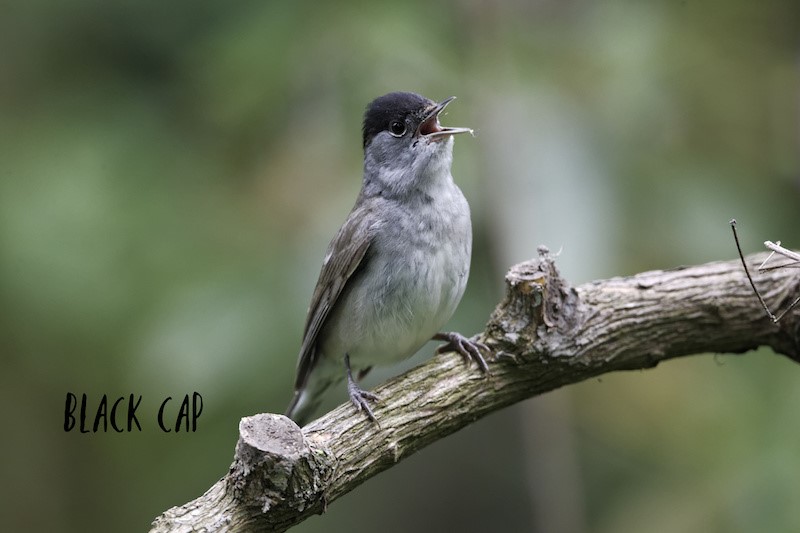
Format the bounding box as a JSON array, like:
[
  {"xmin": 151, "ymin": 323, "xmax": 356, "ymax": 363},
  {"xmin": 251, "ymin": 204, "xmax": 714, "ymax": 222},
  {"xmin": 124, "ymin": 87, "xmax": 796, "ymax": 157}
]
[{"xmin": 285, "ymin": 92, "xmax": 488, "ymax": 425}]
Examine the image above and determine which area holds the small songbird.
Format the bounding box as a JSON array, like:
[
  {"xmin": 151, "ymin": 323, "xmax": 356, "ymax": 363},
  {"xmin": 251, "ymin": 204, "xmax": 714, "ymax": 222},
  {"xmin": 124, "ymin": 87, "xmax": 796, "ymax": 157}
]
[{"xmin": 285, "ymin": 92, "xmax": 488, "ymax": 426}]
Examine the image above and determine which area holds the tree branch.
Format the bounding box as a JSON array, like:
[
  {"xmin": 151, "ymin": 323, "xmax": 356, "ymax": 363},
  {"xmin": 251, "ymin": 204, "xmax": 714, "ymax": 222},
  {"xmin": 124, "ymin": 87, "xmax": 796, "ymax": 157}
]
[{"xmin": 150, "ymin": 251, "xmax": 800, "ymax": 533}]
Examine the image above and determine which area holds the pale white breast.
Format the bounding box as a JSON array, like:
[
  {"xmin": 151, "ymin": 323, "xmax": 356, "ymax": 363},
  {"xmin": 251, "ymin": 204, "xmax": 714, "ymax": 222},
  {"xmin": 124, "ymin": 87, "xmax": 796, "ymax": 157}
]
[{"xmin": 321, "ymin": 177, "xmax": 472, "ymax": 368}]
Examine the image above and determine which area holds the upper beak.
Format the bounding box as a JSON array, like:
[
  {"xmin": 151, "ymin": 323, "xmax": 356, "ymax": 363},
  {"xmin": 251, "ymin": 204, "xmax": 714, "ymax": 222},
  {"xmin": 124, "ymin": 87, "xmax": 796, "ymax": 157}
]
[{"xmin": 416, "ymin": 96, "xmax": 473, "ymax": 140}]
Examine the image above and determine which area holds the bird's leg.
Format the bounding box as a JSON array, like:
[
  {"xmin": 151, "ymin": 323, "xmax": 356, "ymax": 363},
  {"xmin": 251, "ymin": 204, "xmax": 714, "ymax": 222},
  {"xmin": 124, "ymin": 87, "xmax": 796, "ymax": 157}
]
[
  {"xmin": 345, "ymin": 354, "xmax": 380, "ymax": 423},
  {"xmin": 433, "ymin": 332, "xmax": 490, "ymax": 374}
]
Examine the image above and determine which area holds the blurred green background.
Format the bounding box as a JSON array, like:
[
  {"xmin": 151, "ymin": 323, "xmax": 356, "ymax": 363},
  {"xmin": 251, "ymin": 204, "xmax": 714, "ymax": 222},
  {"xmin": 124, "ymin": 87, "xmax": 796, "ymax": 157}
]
[{"xmin": 2, "ymin": 1, "xmax": 799, "ymax": 532}]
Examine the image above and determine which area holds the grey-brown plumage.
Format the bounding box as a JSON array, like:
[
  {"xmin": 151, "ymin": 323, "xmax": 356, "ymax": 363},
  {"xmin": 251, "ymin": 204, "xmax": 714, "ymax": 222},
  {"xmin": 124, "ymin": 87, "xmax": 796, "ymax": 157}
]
[{"xmin": 285, "ymin": 92, "xmax": 488, "ymax": 425}]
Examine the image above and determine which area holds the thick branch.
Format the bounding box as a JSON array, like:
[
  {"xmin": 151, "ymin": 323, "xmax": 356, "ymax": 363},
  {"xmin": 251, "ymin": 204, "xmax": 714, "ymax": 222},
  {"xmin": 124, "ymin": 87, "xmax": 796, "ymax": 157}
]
[{"xmin": 150, "ymin": 251, "xmax": 800, "ymax": 532}]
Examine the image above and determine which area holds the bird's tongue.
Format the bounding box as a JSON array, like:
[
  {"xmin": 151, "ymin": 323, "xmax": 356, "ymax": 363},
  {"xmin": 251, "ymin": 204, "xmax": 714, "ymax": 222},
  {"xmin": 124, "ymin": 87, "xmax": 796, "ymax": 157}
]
[{"xmin": 419, "ymin": 114, "xmax": 443, "ymax": 136}]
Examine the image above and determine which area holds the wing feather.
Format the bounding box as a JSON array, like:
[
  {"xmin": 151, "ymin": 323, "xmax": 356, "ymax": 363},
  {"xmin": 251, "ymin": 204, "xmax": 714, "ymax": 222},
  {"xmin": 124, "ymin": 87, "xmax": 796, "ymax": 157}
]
[{"xmin": 292, "ymin": 204, "xmax": 376, "ymax": 390}]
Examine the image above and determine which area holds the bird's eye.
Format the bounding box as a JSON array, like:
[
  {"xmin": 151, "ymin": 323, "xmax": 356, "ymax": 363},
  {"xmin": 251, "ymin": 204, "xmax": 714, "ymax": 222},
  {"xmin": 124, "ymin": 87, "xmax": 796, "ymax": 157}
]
[{"xmin": 389, "ymin": 120, "xmax": 406, "ymax": 137}]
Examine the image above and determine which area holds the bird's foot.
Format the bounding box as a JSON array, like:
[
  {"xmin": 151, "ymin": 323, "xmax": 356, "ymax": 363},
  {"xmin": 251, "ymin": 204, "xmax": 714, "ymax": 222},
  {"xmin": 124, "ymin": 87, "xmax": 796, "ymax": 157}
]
[
  {"xmin": 347, "ymin": 381, "xmax": 379, "ymax": 423},
  {"xmin": 434, "ymin": 331, "xmax": 491, "ymax": 374},
  {"xmin": 345, "ymin": 354, "xmax": 380, "ymax": 424}
]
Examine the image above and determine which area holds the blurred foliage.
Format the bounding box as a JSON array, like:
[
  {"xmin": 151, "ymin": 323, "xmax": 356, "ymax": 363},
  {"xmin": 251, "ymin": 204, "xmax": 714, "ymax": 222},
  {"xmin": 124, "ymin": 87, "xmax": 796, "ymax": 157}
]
[{"xmin": 1, "ymin": 0, "xmax": 799, "ymax": 532}]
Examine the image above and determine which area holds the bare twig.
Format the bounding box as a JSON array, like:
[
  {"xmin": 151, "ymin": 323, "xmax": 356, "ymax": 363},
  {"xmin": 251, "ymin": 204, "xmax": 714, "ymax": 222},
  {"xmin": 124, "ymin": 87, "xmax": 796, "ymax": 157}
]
[
  {"xmin": 730, "ymin": 219, "xmax": 800, "ymax": 322},
  {"xmin": 762, "ymin": 240, "xmax": 800, "ymax": 266}
]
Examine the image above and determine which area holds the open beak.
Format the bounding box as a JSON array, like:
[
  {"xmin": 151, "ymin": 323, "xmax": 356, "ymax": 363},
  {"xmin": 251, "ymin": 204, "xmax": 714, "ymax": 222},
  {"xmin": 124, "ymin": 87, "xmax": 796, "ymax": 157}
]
[{"xmin": 416, "ymin": 96, "xmax": 473, "ymax": 141}]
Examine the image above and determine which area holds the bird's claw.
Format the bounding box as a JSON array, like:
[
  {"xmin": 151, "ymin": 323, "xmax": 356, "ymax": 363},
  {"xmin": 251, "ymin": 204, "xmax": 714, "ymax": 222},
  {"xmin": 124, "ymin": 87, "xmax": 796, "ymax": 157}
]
[
  {"xmin": 348, "ymin": 387, "xmax": 378, "ymax": 423},
  {"xmin": 347, "ymin": 381, "xmax": 380, "ymax": 424},
  {"xmin": 345, "ymin": 354, "xmax": 380, "ymax": 425},
  {"xmin": 435, "ymin": 332, "xmax": 491, "ymax": 374}
]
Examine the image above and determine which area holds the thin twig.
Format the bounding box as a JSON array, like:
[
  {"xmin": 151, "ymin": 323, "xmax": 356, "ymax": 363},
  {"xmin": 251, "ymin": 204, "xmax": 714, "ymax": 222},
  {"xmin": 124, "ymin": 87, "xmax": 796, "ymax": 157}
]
[
  {"xmin": 729, "ymin": 219, "xmax": 777, "ymax": 322},
  {"xmin": 763, "ymin": 241, "xmax": 800, "ymax": 263},
  {"xmin": 757, "ymin": 241, "xmax": 800, "ymax": 272},
  {"xmin": 759, "ymin": 241, "xmax": 800, "ymax": 321}
]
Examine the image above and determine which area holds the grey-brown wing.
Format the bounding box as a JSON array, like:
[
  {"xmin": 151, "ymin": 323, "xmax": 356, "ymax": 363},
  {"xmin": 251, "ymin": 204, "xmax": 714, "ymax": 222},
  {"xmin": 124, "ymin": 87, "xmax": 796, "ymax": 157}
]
[{"xmin": 293, "ymin": 205, "xmax": 375, "ymax": 390}]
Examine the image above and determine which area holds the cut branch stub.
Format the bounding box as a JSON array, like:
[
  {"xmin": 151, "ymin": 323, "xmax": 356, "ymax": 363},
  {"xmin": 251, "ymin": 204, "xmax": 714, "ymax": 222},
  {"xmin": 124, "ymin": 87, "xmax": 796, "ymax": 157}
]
[
  {"xmin": 229, "ymin": 414, "xmax": 335, "ymax": 518},
  {"xmin": 486, "ymin": 248, "xmax": 582, "ymax": 363}
]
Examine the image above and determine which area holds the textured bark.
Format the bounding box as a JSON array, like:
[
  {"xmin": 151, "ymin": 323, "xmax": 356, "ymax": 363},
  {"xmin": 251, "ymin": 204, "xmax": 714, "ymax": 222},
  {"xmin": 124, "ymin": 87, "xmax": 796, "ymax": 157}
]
[{"xmin": 150, "ymin": 251, "xmax": 800, "ymax": 533}]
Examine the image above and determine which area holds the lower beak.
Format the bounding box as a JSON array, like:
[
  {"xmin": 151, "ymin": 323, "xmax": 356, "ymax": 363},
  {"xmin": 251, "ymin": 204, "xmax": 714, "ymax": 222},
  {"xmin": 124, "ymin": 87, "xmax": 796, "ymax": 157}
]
[{"xmin": 417, "ymin": 96, "xmax": 473, "ymax": 139}]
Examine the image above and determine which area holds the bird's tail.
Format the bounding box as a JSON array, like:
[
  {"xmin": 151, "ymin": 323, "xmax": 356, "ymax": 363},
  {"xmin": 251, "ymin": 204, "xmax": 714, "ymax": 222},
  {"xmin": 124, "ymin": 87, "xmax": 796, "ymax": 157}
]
[
  {"xmin": 285, "ymin": 374, "xmax": 339, "ymax": 426},
  {"xmin": 285, "ymin": 389, "xmax": 319, "ymax": 426}
]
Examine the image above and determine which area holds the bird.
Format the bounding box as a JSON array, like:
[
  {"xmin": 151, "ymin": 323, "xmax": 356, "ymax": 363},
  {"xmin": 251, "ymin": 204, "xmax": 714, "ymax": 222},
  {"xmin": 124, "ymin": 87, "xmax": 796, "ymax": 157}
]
[{"xmin": 285, "ymin": 91, "xmax": 488, "ymax": 426}]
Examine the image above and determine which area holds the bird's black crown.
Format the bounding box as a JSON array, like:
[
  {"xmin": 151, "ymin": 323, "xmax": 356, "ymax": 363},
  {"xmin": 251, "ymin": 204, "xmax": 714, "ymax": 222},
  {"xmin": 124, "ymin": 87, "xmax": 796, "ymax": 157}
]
[{"xmin": 362, "ymin": 92, "xmax": 432, "ymax": 150}]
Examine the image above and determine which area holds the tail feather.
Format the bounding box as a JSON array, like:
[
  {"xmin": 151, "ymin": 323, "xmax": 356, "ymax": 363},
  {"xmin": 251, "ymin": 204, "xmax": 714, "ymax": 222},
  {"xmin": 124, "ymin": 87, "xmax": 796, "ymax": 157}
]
[
  {"xmin": 285, "ymin": 373, "xmax": 340, "ymax": 426},
  {"xmin": 284, "ymin": 388, "xmax": 322, "ymax": 426}
]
